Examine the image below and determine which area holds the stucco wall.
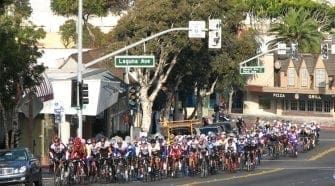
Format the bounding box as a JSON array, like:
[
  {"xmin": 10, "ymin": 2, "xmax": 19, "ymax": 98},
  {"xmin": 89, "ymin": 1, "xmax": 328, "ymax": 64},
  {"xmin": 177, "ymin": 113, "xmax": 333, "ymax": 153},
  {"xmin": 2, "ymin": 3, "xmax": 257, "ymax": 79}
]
[
  {"xmin": 244, "ymin": 92, "xmax": 277, "ymax": 115},
  {"xmin": 246, "ymin": 54, "xmax": 274, "ymax": 86}
]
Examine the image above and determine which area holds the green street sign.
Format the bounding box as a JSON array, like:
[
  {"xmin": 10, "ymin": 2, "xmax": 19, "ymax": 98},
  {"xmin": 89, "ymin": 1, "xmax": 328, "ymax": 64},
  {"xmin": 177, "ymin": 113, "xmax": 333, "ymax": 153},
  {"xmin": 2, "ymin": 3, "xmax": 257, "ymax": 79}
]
[
  {"xmin": 115, "ymin": 55, "xmax": 155, "ymax": 68},
  {"xmin": 240, "ymin": 66, "xmax": 265, "ymax": 74}
]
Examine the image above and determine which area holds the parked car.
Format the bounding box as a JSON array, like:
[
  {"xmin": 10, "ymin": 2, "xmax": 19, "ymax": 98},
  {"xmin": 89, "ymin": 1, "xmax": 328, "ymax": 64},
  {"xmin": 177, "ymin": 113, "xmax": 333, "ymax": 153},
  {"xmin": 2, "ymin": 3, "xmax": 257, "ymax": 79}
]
[
  {"xmin": 0, "ymin": 148, "xmax": 42, "ymax": 185},
  {"xmin": 198, "ymin": 125, "xmax": 223, "ymax": 135},
  {"xmin": 212, "ymin": 121, "xmax": 234, "ymax": 133},
  {"xmin": 170, "ymin": 127, "xmax": 197, "ymax": 136}
]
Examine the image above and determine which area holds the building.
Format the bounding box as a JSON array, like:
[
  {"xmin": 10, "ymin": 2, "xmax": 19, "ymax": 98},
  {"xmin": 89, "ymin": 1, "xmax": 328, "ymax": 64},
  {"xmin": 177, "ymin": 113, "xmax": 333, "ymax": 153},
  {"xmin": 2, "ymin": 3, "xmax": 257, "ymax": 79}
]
[{"xmin": 244, "ymin": 42, "xmax": 335, "ymax": 119}]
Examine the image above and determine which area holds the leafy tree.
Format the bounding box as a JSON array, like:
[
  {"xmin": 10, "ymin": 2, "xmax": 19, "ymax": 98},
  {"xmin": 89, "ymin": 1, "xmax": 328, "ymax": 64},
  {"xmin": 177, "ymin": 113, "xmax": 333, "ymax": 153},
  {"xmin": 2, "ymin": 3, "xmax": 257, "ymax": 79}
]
[
  {"xmin": 59, "ymin": 19, "xmax": 107, "ymax": 48},
  {"xmin": 106, "ymin": 0, "xmax": 257, "ymax": 133},
  {"xmin": 50, "ymin": 0, "xmax": 134, "ymax": 47},
  {"xmin": 0, "ymin": 1, "xmax": 45, "ymax": 148},
  {"xmin": 245, "ymin": 0, "xmax": 334, "ymax": 32},
  {"xmin": 267, "ymin": 8, "xmax": 324, "ymax": 53}
]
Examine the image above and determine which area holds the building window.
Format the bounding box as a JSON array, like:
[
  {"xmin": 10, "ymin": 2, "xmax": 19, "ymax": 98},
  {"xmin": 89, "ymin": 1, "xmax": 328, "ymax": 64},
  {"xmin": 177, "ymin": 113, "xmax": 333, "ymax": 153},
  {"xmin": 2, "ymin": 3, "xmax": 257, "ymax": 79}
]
[
  {"xmin": 291, "ymin": 100, "xmax": 297, "ymax": 110},
  {"xmin": 300, "ymin": 68, "xmax": 308, "ymax": 87},
  {"xmin": 285, "ymin": 100, "xmax": 289, "ymax": 110},
  {"xmin": 288, "ymin": 68, "xmax": 296, "ymax": 86},
  {"xmin": 259, "ymin": 97, "xmax": 271, "ymax": 109},
  {"xmin": 299, "ymin": 100, "xmax": 305, "ymax": 111},
  {"xmin": 315, "ymin": 69, "xmax": 326, "ymax": 88},
  {"xmin": 315, "ymin": 100, "xmax": 322, "ymax": 112},
  {"xmin": 307, "ymin": 100, "xmax": 314, "ymax": 111},
  {"xmin": 324, "ymin": 100, "xmax": 331, "ymax": 112}
]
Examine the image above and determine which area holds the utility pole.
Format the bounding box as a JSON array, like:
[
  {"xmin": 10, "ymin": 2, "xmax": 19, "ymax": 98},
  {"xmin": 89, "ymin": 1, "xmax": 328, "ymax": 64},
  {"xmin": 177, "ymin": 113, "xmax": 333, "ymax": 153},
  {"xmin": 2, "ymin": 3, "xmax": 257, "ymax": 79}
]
[{"xmin": 77, "ymin": 0, "xmax": 83, "ymax": 138}]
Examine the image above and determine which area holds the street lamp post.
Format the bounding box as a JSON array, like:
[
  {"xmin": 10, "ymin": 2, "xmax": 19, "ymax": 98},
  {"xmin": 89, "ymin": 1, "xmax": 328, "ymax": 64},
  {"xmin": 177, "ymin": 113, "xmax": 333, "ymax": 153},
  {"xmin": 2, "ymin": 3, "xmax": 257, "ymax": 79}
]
[{"xmin": 77, "ymin": 0, "xmax": 83, "ymax": 138}]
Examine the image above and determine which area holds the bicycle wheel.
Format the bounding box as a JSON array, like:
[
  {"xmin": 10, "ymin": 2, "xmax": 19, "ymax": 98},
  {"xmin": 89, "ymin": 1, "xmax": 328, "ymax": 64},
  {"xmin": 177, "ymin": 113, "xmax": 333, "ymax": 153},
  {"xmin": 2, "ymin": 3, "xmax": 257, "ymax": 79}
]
[{"xmin": 54, "ymin": 165, "xmax": 61, "ymax": 186}]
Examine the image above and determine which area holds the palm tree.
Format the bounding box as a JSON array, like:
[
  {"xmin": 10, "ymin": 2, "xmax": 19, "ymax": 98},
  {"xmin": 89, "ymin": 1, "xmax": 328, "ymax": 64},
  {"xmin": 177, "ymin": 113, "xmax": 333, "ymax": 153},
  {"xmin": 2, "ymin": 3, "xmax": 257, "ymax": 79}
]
[{"xmin": 267, "ymin": 7, "xmax": 324, "ymax": 53}]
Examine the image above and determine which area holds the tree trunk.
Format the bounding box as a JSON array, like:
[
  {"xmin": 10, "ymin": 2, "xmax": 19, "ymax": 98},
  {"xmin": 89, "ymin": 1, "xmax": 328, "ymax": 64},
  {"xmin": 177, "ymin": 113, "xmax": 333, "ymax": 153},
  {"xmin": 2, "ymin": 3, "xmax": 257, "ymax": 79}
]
[
  {"xmin": 2, "ymin": 109, "xmax": 9, "ymax": 149},
  {"xmin": 228, "ymin": 89, "xmax": 234, "ymax": 114},
  {"xmin": 141, "ymin": 98, "xmax": 153, "ymax": 133},
  {"xmin": 162, "ymin": 92, "xmax": 173, "ymax": 120}
]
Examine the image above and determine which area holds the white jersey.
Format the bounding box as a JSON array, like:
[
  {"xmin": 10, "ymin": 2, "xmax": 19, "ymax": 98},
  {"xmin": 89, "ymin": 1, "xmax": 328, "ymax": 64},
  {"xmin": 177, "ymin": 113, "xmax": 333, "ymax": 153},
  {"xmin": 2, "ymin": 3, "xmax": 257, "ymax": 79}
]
[
  {"xmin": 225, "ymin": 142, "xmax": 237, "ymax": 153},
  {"xmin": 137, "ymin": 143, "xmax": 152, "ymax": 156},
  {"xmin": 187, "ymin": 140, "xmax": 199, "ymax": 149}
]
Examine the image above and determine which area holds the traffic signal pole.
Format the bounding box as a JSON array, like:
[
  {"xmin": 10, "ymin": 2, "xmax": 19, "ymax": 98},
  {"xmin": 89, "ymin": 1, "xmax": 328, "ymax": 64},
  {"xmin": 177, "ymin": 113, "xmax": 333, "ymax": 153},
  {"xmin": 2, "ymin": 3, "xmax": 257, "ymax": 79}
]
[
  {"xmin": 84, "ymin": 27, "xmax": 190, "ymax": 68},
  {"xmin": 77, "ymin": 0, "xmax": 83, "ymax": 138}
]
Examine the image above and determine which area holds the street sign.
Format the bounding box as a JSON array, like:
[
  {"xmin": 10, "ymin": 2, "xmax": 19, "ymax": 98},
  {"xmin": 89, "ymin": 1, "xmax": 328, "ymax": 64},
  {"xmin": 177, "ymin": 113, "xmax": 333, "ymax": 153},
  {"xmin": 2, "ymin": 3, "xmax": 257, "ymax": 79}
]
[
  {"xmin": 188, "ymin": 21, "xmax": 206, "ymax": 38},
  {"xmin": 240, "ymin": 66, "xmax": 265, "ymax": 74},
  {"xmin": 277, "ymin": 43, "xmax": 287, "ymax": 55},
  {"xmin": 115, "ymin": 55, "xmax": 155, "ymax": 68}
]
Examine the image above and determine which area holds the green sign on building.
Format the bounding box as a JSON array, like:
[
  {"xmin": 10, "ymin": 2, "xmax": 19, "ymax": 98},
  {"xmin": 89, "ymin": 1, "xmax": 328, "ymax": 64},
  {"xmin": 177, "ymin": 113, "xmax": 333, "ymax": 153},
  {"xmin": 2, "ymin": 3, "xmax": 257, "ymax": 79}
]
[{"xmin": 115, "ymin": 55, "xmax": 155, "ymax": 68}]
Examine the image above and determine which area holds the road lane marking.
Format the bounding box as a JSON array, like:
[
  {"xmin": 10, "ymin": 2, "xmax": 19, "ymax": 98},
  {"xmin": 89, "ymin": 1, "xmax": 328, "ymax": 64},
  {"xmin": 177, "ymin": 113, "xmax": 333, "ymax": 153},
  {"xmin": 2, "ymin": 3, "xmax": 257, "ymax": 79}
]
[
  {"xmin": 43, "ymin": 177, "xmax": 53, "ymax": 180},
  {"xmin": 176, "ymin": 168, "xmax": 284, "ymax": 186},
  {"xmin": 319, "ymin": 139, "xmax": 335, "ymax": 142},
  {"xmin": 257, "ymin": 166, "xmax": 335, "ymax": 170},
  {"xmin": 308, "ymin": 146, "xmax": 335, "ymax": 161},
  {"xmin": 262, "ymin": 159, "xmax": 308, "ymax": 162}
]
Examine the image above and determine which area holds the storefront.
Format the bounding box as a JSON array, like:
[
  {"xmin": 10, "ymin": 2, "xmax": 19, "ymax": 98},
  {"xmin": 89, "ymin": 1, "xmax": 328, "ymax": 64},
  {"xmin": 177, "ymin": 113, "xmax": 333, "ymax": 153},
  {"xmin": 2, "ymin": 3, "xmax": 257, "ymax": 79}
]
[{"xmin": 257, "ymin": 92, "xmax": 334, "ymax": 116}]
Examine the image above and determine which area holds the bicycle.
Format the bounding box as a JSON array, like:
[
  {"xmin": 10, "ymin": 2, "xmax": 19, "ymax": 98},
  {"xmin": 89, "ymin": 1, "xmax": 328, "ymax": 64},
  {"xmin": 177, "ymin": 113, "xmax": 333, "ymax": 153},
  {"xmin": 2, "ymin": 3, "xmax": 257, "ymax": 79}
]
[
  {"xmin": 88, "ymin": 157, "xmax": 99, "ymax": 184},
  {"xmin": 199, "ymin": 151, "xmax": 208, "ymax": 178},
  {"xmin": 68, "ymin": 159, "xmax": 85, "ymax": 185},
  {"xmin": 54, "ymin": 159, "xmax": 68, "ymax": 186}
]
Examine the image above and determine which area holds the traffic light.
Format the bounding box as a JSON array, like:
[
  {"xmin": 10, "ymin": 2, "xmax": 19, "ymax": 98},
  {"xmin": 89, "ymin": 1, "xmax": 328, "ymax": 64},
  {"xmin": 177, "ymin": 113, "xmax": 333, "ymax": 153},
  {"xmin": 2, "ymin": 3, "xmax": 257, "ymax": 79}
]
[
  {"xmin": 291, "ymin": 43, "xmax": 298, "ymax": 60},
  {"xmin": 321, "ymin": 43, "xmax": 329, "ymax": 60},
  {"xmin": 81, "ymin": 83, "xmax": 89, "ymax": 105},
  {"xmin": 128, "ymin": 85, "xmax": 138, "ymax": 112},
  {"xmin": 71, "ymin": 80, "xmax": 89, "ymax": 108},
  {"xmin": 208, "ymin": 19, "xmax": 222, "ymax": 49},
  {"xmin": 71, "ymin": 79, "xmax": 77, "ymax": 107}
]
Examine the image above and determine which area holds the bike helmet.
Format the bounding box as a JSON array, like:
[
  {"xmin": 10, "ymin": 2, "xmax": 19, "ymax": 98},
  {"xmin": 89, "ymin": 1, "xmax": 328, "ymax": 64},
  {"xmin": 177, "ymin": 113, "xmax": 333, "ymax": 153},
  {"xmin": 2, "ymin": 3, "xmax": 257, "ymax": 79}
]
[
  {"xmin": 74, "ymin": 137, "xmax": 81, "ymax": 145},
  {"xmin": 86, "ymin": 138, "xmax": 91, "ymax": 144}
]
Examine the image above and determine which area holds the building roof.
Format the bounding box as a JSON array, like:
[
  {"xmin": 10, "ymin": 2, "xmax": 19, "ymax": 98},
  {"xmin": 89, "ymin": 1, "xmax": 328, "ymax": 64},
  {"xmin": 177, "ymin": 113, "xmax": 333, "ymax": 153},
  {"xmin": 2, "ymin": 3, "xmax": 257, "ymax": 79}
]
[
  {"xmin": 67, "ymin": 48, "xmax": 126, "ymax": 80},
  {"xmin": 276, "ymin": 53, "xmax": 335, "ymax": 76}
]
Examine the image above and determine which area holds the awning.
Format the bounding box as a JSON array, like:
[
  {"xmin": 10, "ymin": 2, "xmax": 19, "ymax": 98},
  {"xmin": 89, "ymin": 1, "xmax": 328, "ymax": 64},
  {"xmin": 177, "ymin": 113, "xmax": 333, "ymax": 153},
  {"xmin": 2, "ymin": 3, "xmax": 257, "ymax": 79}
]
[
  {"xmin": 19, "ymin": 72, "xmax": 54, "ymax": 118},
  {"xmin": 34, "ymin": 72, "xmax": 54, "ymax": 102}
]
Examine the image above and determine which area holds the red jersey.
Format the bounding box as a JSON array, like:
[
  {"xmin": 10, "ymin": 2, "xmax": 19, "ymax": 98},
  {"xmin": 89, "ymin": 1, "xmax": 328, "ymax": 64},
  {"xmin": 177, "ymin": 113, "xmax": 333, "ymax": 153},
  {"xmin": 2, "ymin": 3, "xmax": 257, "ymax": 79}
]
[
  {"xmin": 169, "ymin": 144, "xmax": 181, "ymax": 159},
  {"xmin": 70, "ymin": 143, "xmax": 87, "ymax": 160}
]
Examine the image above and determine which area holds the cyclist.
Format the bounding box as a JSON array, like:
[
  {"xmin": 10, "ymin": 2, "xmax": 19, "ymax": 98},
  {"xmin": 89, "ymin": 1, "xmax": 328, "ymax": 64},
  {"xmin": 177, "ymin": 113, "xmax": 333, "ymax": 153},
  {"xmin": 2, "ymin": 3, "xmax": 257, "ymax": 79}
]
[
  {"xmin": 113, "ymin": 138, "xmax": 127, "ymax": 158},
  {"xmin": 70, "ymin": 137, "xmax": 87, "ymax": 160},
  {"xmin": 49, "ymin": 136, "xmax": 67, "ymax": 172},
  {"xmin": 86, "ymin": 138, "xmax": 100, "ymax": 176},
  {"xmin": 225, "ymin": 138, "xmax": 237, "ymax": 169},
  {"xmin": 99, "ymin": 137, "xmax": 111, "ymax": 159}
]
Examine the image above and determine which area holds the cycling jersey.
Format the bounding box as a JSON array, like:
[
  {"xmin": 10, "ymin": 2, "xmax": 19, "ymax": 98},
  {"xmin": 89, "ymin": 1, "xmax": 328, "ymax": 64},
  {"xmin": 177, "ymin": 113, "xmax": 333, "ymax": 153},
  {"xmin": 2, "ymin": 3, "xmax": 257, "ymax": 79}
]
[{"xmin": 49, "ymin": 143, "xmax": 67, "ymax": 160}]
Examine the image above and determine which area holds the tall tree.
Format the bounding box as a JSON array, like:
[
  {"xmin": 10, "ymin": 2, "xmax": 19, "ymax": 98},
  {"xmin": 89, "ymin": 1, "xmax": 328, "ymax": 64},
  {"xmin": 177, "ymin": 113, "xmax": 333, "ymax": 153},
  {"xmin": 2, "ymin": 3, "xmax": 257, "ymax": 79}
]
[
  {"xmin": 50, "ymin": 0, "xmax": 134, "ymax": 47},
  {"xmin": 0, "ymin": 1, "xmax": 45, "ymax": 148},
  {"xmin": 267, "ymin": 8, "xmax": 324, "ymax": 53},
  {"xmin": 59, "ymin": 19, "xmax": 107, "ymax": 48},
  {"xmin": 106, "ymin": 0, "xmax": 257, "ymax": 133},
  {"xmin": 245, "ymin": 0, "xmax": 334, "ymax": 32}
]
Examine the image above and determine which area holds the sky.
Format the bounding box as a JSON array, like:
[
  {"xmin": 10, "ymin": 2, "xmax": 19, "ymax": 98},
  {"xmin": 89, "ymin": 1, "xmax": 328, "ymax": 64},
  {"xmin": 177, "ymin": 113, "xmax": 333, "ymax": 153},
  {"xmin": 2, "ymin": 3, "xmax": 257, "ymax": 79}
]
[{"xmin": 29, "ymin": 0, "xmax": 121, "ymax": 33}]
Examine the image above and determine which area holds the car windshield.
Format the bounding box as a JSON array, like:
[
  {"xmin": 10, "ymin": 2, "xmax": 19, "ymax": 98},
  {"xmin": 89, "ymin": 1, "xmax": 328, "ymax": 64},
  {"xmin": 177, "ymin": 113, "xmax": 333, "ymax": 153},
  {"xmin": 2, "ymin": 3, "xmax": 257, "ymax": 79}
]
[
  {"xmin": 199, "ymin": 127, "xmax": 218, "ymax": 135},
  {"xmin": 0, "ymin": 149, "xmax": 27, "ymax": 162},
  {"xmin": 171, "ymin": 128, "xmax": 191, "ymax": 135}
]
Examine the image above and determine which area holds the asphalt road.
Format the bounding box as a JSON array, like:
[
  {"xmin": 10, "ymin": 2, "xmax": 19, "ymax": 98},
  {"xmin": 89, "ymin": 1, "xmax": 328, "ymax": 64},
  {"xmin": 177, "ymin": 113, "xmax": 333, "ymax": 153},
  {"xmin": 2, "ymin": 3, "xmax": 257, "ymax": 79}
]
[{"xmin": 42, "ymin": 130, "xmax": 335, "ymax": 186}]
